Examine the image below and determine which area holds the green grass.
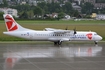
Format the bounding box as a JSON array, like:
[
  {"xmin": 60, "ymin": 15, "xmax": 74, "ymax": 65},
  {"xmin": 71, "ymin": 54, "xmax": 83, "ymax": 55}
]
[
  {"xmin": 1, "ymin": 20, "xmax": 105, "ymax": 24},
  {"xmin": 0, "ymin": 20, "xmax": 105, "ymax": 41}
]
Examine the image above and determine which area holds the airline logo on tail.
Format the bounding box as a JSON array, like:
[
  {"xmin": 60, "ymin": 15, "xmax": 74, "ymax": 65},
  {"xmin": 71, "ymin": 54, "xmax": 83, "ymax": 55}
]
[{"xmin": 5, "ymin": 15, "xmax": 18, "ymax": 31}]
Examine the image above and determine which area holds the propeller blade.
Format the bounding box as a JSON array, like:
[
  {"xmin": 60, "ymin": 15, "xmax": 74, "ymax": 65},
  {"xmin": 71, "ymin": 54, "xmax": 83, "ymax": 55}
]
[{"xmin": 74, "ymin": 27, "xmax": 77, "ymax": 34}]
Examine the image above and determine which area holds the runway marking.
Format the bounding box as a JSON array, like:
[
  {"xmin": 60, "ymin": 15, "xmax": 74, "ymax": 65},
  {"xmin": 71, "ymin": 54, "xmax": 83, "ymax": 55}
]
[
  {"xmin": 40, "ymin": 53, "xmax": 76, "ymax": 70},
  {"xmin": 78, "ymin": 57, "xmax": 105, "ymax": 67}
]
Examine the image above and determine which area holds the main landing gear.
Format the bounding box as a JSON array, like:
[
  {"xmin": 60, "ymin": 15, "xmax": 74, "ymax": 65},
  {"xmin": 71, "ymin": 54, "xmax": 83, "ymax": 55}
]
[{"xmin": 54, "ymin": 41, "xmax": 62, "ymax": 45}]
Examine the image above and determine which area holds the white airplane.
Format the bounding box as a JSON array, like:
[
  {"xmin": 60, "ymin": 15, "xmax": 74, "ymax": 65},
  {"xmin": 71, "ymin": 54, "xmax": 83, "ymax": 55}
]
[{"xmin": 3, "ymin": 14, "xmax": 102, "ymax": 45}]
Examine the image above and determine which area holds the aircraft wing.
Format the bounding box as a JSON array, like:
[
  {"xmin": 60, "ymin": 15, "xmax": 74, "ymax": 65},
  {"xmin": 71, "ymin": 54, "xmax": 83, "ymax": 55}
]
[
  {"xmin": 44, "ymin": 28, "xmax": 61, "ymax": 31},
  {"xmin": 44, "ymin": 28, "xmax": 74, "ymax": 34}
]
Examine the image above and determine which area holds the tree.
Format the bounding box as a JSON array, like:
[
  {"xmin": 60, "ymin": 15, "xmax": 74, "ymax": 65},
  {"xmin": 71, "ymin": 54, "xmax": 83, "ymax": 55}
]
[
  {"xmin": 81, "ymin": 2, "xmax": 94, "ymax": 15},
  {"xmin": 73, "ymin": 10, "xmax": 80, "ymax": 18},
  {"xmin": 9, "ymin": 1, "xmax": 77, "ymax": 19},
  {"xmin": 58, "ymin": 12, "xmax": 65, "ymax": 20},
  {"xmin": 46, "ymin": 2, "xmax": 60, "ymax": 13},
  {"xmin": 0, "ymin": 0, "xmax": 8, "ymax": 7},
  {"xmin": 19, "ymin": 12, "xmax": 28, "ymax": 19},
  {"xmin": 0, "ymin": 12, "xmax": 4, "ymax": 19},
  {"xmin": 37, "ymin": 2, "xmax": 46, "ymax": 8},
  {"xmin": 3, "ymin": 0, "xmax": 8, "ymax": 7},
  {"xmin": 62, "ymin": 2, "xmax": 73, "ymax": 15},
  {"xmin": 27, "ymin": 10, "xmax": 34, "ymax": 19},
  {"xmin": 99, "ymin": 8, "xmax": 105, "ymax": 14},
  {"xmin": 96, "ymin": 0, "xmax": 105, "ymax": 3},
  {"xmin": 58, "ymin": 0, "xmax": 63, "ymax": 3},
  {"xmin": 34, "ymin": 6, "xmax": 43, "ymax": 18},
  {"xmin": 68, "ymin": 0, "xmax": 73, "ymax": 3},
  {"xmin": 11, "ymin": 4, "xmax": 31, "ymax": 12},
  {"xmin": 37, "ymin": 2, "xmax": 48, "ymax": 14}
]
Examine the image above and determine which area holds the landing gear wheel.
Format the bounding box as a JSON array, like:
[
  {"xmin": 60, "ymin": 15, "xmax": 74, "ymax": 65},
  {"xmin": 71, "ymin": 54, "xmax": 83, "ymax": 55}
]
[
  {"xmin": 54, "ymin": 42, "xmax": 58, "ymax": 45},
  {"xmin": 58, "ymin": 41, "xmax": 62, "ymax": 45},
  {"xmin": 54, "ymin": 41, "xmax": 62, "ymax": 45},
  {"xmin": 94, "ymin": 41, "xmax": 98, "ymax": 45}
]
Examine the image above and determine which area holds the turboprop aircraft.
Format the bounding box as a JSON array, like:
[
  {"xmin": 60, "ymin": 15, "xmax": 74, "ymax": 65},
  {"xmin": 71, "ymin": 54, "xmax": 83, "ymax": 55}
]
[{"xmin": 3, "ymin": 14, "xmax": 102, "ymax": 45}]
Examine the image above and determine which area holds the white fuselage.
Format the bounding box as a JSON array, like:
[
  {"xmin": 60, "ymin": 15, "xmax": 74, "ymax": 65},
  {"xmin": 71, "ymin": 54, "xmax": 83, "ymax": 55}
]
[{"xmin": 3, "ymin": 30, "xmax": 102, "ymax": 42}]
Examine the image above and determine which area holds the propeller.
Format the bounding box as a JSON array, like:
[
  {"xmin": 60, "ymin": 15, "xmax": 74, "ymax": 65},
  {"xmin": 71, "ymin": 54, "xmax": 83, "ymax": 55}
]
[
  {"xmin": 73, "ymin": 27, "xmax": 77, "ymax": 34},
  {"xmin": 73, "ymin": 27, "xmax": 77, "ymax": 39}
]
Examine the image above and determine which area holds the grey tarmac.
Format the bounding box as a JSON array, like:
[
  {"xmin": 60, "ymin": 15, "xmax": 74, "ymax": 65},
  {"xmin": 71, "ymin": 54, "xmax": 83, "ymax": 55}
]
[{"xmin": 0, "ymin": 43, "xmax": 105, "ymax": 70}]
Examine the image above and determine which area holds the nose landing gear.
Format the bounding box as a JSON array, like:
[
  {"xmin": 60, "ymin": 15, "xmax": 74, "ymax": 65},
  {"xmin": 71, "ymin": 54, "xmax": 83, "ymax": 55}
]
[{"xmin": 94, "ymin": 41, "xmax": 98, "ymax": 45}]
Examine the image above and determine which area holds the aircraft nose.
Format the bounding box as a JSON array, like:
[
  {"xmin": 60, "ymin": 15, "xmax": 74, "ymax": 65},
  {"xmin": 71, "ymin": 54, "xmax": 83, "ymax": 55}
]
[{"xmin": 99, "ymin": 36, "xmax": 102, "ymax": 40}]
